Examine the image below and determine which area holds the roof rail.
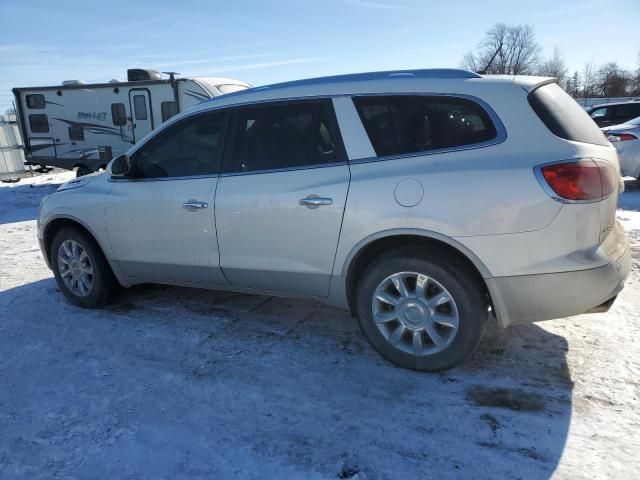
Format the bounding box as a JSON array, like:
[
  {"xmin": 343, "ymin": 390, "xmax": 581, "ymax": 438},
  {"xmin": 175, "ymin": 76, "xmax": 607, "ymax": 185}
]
[{"xmin": 205, "ymin": 68, "xmax": 480, "ymax": 102}]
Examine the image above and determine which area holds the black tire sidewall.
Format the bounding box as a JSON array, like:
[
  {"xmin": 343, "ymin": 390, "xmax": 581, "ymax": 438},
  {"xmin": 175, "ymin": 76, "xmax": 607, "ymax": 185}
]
[
  {"xmin": 50, "ymin": 227, "xmax": 113, "ymax": 308},
  {"xmin": 356, "ymin": 252, "xmax": 487, "ymax": 371}
]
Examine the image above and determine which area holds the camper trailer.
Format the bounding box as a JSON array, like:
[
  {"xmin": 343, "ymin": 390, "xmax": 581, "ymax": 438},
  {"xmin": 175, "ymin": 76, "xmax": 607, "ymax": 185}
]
[{"xmin": 13, "ymin": 69, "xmax": 249, "ymax": 176}]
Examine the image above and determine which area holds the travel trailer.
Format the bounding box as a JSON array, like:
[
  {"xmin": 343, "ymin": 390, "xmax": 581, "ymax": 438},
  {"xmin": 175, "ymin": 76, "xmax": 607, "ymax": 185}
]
[{"xmin": 13, "ymin": 69, "xmax": 249, "ymax": 176}]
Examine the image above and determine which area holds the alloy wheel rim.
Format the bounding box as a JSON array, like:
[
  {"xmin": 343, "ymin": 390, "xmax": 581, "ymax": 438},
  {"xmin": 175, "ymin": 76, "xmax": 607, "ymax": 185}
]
[
  {"xmin": 371, "ymin": 271, "xmax": 459, "ymax": 356},
  {"xmin": 58, "ymin": 240, "xmax": 94, "ymax": 297}
]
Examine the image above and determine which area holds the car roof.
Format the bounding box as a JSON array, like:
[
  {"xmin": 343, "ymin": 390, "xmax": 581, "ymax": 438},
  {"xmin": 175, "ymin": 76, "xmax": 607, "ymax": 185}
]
[
  {"xmin": 188, "ymin": 68, "xmax": 554, "ymax": 114},
  {"xmin": 589, "ymin": 100, "xmax": 640, "ymax": 109}
]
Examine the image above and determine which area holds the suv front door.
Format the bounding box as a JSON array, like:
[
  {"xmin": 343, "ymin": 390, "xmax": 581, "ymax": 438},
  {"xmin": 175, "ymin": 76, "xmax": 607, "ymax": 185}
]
[
  {"xmin": 105, "ymin": 110, "xmax": 229, "ymax": 286},
  {"xmin": 215, "ymin": 100, "xmax": 350, "ymax": 296}
]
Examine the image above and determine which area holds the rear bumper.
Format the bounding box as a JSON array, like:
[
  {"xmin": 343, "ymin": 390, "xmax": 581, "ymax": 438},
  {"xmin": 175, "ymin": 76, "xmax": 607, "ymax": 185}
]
[{"xmin": 487, "ymin": 237, "xmax": 631, "ymax": 327}]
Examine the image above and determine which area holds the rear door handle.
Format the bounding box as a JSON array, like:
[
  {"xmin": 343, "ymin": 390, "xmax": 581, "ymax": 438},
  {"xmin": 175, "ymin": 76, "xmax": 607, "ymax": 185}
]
[
  {"xmin": 299, "ymin": 195, "xmax": 333, "ymax": 209},
  {"xmin": 182, "ymin": 200, "xmax": 208, "ymax": 211}
]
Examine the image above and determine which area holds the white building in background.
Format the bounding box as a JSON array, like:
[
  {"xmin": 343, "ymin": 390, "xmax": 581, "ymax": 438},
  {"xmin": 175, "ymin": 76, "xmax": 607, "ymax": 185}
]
[{"xmin": 0, "ymin": 113, "xmax": 26, "ymax": 178}]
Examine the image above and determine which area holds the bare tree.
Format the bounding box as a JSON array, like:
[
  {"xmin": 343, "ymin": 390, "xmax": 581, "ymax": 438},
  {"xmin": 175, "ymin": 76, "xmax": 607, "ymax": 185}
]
[
  {"xmin": 462, "ymin": 23, "xmax": 541, "ymax": 75},
  {"xmin": 630, "ymin": 51, "xmax": 640, "ymax": 96},
  {"xmin": 537, "ymin": 47, "xmax": 568, "ymax": 85},
  {"xmin": 567, "ymin": 70, "xmax": 581, "ymax": 97},
  {"xmin": 582, "ymin": 60, "xmax": 598, "ymax": 98},
  {"xmin": 597, "ymin": 62, "xmax": 631, "ymax": 97}
]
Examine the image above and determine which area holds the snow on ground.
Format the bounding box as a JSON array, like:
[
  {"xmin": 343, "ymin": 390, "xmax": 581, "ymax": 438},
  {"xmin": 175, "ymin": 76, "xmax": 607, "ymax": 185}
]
[{"xmin": 0, "ymin": 172, "xmax": 639, "ymax": 479}]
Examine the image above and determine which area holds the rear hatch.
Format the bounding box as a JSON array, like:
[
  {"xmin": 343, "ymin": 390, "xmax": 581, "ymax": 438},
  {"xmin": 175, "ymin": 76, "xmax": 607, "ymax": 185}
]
[{"xmin": 526, "ymin": 81, "xmax": 621, "ymax": 244}]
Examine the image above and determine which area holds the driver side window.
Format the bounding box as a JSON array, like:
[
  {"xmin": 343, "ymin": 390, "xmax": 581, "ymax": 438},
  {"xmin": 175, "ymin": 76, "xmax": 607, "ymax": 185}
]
[{"xmin": 132, "ymin": 111, "xmax": 227, "ymax": 178}]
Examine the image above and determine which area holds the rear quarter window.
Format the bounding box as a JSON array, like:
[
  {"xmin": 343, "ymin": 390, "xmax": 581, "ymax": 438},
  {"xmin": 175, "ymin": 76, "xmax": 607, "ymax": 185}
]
[
  {"xmin": 528, "ymin": 83, "xmax": 608, "ymax": 146},
  {"xmin": 353, "ymin": 95, "xmax": 498, "ymax": 157}
]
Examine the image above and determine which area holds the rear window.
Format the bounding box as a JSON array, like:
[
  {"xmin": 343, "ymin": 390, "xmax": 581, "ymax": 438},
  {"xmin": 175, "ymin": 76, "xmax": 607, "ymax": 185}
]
[
  {"xmin": 528, "ymin": 83, "xmax": 608, "ymax": 146},
  {"xmin": 353, "ymin": 95, "xmax": 498, "ymax": 157}
]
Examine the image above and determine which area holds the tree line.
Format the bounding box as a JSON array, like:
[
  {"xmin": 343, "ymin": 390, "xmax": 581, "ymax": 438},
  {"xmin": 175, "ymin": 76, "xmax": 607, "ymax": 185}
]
[{"xmin": 462, "ymin": 23, "xmax": 640, "ymax": 98}]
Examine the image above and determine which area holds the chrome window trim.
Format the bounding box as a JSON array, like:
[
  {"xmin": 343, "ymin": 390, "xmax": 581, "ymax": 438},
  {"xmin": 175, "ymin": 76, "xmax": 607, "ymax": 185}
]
[
  {"xmin": 533, "ymin": 159, "xmax": 616, "ymax": 204},
  {"xmin": 219, "ymin": 161, "xmax": 349, "ymax": 178},
  {"xmin": 108, "ymin": 173, "xmax": 220, "ymax": 183},
  {"xmin": 121, "ymin": 91, "xmax": 506, "ymax": 180}
]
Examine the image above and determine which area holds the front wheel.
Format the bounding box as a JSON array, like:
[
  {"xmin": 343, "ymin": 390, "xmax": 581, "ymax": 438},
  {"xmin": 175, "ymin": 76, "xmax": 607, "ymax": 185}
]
[
  {"xmin": 51, "ymin": 227, "xmax": 117, "ymax": 307},
  {"xmin": 356, "ymin": 247, "xmax": 488, "ymax": 371}
]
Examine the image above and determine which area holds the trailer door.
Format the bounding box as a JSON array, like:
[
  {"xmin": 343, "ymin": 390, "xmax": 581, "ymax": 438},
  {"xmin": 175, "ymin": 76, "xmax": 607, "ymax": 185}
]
[{"xmin": 129, "ymin": 89, "xmax": 153, "ymax": 143}]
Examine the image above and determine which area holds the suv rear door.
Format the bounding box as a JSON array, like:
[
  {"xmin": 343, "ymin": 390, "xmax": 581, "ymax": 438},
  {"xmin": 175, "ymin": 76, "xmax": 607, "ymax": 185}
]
[{"xmin": 214, "ymin": 99, "xmax": 350, "ymax": 296}]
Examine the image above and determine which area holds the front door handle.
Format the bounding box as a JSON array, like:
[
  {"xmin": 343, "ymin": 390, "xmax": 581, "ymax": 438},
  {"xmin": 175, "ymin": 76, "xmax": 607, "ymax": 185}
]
[
  {"xmin": 299, "ymin": 195, "xmax": 333, "ymax": 209},
  {"xmin": 182, "ymin": 200, "xmax": 208, "ymax": 211}
]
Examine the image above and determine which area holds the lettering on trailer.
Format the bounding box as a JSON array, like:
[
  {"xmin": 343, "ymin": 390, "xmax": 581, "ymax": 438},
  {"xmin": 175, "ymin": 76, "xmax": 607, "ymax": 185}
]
[{"xmin": 77, "ymin": 112, "xmax": 107, "ymax": 121}]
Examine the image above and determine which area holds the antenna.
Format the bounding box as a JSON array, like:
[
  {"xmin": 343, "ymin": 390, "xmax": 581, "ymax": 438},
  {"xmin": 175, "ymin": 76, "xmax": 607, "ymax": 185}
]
[
  {"xmin": 477, "ymin": 42, "xmax": 503, "ymax": 75},
  {"xmin": 162, "ymin": 71, "xmax": 180, "ymax": 82}
]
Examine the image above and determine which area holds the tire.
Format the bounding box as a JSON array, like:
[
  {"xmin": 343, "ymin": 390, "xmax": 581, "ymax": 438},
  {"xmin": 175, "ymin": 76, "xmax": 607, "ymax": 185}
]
[
  {"xmin": 76, "ymin": 165, "xmax": 91, "ymax": 177},
  {"xmin": 50, "ymin": 227, "xmax": 117, "ymax": 308},
  {"xmin": 355, "ymin": 246, "xmax": 488, "ymax": 371}
]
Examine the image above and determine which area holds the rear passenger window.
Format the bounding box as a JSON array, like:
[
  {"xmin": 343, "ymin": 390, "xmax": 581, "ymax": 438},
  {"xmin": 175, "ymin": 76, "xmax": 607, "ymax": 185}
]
[
  {"xmin": 29, "ymin": 114, "xmax": 49, "ymax": 133},
  {"xmin": 161, "ymin": 101, "xmax": 178, "ymax": 122},
  {"xmin": 616, "ymin": 103, "xmax": 640, "ymax": 119},
  {"xmin": 231, "ymin": 101, "xmax": 343, "ymax": 173},
  {"xmin": 111, "ymin": 103, "xmax": 126, "ymax": 126},
  {"xmin": 26, "ymin": 94, "xmax": 45, "ymax": 109},
  {"xmin": 353, "ymin": 95, "xmax": 497, "ymax": 157}
]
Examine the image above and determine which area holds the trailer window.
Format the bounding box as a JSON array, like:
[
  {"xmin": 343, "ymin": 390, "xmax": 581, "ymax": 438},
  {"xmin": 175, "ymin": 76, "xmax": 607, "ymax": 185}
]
[
  {"xmin": 29, "ymin": 114, "xmax": 49, "ymax": 133},
  {"xmin": 26, "ymin": 94, "xmax": 45, "ymax": 109},
  {"xmin": 111, "ymin": 103, "xmax": 126, "ymax": 126},
  {"xmin": 161, "ymin": 101, "xmax": 178, "ymax": 122},
  {"xmin": 133, "ymin": 95, "xmax": 148, "ymax": 120},
  {"xmin": 68, "ymin": 126, "xmax": 84, "ymax": 141}
]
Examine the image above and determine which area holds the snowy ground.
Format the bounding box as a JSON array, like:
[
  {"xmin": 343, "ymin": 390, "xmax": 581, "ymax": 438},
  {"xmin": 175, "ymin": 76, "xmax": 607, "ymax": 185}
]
[{"xmin": 0, "ymin": 172, "xmax": 639, "ymax": 479}]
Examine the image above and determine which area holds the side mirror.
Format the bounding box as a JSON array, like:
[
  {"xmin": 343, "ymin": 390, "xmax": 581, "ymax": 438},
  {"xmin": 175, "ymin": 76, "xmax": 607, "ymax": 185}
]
[{"xmin": 109, "ymin": 154, "xmax": 132, "ymax": 177}]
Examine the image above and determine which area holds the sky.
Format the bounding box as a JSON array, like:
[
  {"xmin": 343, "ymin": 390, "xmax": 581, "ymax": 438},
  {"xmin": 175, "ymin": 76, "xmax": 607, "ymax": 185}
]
[{"xmin": 0, "ymin": 0, "xmax": 638, "ymax": 112}]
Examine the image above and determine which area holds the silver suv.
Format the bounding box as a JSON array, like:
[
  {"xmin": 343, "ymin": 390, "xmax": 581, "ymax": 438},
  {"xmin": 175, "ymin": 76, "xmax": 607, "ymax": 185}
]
[{"xmin": 37, "ymin": 69, "xmax": 631, "ymax": 371}]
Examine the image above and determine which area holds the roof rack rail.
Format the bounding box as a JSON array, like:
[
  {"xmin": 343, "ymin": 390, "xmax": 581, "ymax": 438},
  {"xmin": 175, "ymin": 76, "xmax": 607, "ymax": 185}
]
[{"xmin": 204, "ymin": 69, "xmax": 480, "ymax": 103}]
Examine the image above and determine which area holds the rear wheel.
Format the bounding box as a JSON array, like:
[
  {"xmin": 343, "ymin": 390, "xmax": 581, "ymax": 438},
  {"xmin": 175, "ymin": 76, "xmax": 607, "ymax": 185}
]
[
  {"xmin": 356, "ymin": 247, "xmax": 488, "ymax": 371},
  {"xmin": 51, "ymin": 227, "xmax": 117, "ymax": 307}
]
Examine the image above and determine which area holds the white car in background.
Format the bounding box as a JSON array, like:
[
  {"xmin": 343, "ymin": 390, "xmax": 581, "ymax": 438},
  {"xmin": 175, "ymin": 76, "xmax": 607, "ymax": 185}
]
[{"xmin": 602, "ymin": 116, "xmax": 640, "ymax": 179}]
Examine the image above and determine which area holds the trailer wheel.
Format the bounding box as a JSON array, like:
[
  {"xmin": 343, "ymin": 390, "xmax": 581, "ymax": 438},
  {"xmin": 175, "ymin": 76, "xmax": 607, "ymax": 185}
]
[{"xmin": 75, "ymin": 165, "xmax": 91, "ymax": 177}]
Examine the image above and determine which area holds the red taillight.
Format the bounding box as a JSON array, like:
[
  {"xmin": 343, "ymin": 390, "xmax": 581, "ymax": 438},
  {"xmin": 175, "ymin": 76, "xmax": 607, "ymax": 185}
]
[
  {"xmin": 537, "ymin": 159, "xmax": 616, "ymax": 202},
  {"xmin": 609, "ymin": 133, "xmax": 637, "ymax": 142}
]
